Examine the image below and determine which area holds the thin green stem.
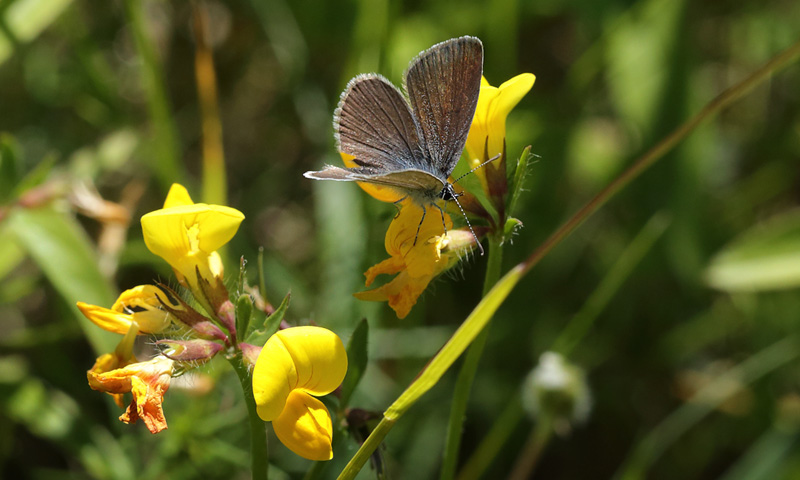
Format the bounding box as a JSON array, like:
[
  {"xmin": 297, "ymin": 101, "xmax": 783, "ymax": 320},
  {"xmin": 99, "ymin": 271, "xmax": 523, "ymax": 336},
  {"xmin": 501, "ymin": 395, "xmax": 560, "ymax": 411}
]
[
  {"xmin": 508, "ymin": 416, "xmax": 553, "ymax": 480},
  {"xmin": 335, "ymin": 38, "xmax": 800, "ymax": 480},
  {"xmin": 457, "ymin": 396, "xmax": 524, "ymax": 480},
  {"xmin": 441, "ymin": 234, "xmax": 504, "ymax": 479},
  {"xmin": 552, "ymin": 212, "xmax": 670, "ymax": 356},
  {"xmin": 518, "ymin": 37, "xmax": 800, "ymax": 279},
  {"xmin": 614, "ymin": 335, "xmax": 800, "ymax": 480},
  {"xmin": 230, "ymin": 354, "xmax": 268, "ymax": 480}
]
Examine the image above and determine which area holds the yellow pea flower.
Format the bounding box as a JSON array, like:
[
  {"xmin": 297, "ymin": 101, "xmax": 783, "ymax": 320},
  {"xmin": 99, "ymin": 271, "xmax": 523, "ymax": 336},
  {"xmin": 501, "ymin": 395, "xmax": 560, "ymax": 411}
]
[
  {"xmin": 337, "ymin": 149, "xmax": 483, "ymax": 318},
  {"xmin": 354, "ymin": 200, "xmax": 480, "ymax": 319},
  {"xmin": 140, "ymin": 184, "xmax": 244, "ymax": 295},
  {"xmin": 465, "ymin": 73, "xmax": 536, "ymax": 166},
  {"xmin": 252, "ymin": 326, "xmax": 347, "ymax": 461},
  {"xmin": 77, "ymin": 285, "xmax": 177, "ymax": 335},
  {"xmin": 464, "ymin": 74, "xmax": 535, "ymax": 207},
  {"xmin": 88, "ymin": 354, "xmax": 175, "ymax": 434}
]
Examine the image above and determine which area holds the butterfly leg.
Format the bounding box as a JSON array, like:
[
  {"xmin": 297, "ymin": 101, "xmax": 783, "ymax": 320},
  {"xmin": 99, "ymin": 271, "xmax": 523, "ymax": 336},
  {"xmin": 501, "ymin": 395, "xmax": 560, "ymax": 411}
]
[
  {"xmin": 413, "ymin": 205, "xmax": 427, "ymax": 246},
  {"xmin": 432, "ymin": 202, "xmax": 448, "ymax": 236},
  {"xmin": 392, "ymin": 195, "xmax": 409, "ymax": 218}
]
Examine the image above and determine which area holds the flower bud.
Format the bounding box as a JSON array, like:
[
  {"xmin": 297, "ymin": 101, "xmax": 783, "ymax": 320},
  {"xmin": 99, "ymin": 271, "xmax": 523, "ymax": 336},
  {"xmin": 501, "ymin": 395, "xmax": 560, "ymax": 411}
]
[
  {"xmin": 522, "ymin": 352, "xmax": 591, "ymax": 436},
  {"xmin": 240, "ymin": 343, "xmax": 261, "ymax": 368},
  {"xmin": 217, "ymin": 300, "xmax": 237, "ymax": 341},
  {"xmin": 156, "ymin": 339, "xmax": 224, "ymax": 363}
]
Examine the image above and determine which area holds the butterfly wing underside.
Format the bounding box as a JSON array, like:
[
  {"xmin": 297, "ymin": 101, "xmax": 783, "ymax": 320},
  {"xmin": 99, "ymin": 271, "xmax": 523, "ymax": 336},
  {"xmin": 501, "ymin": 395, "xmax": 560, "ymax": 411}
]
[{"xmin": 405, "ymin": 36, "xmax": 483, "ymax": 179}]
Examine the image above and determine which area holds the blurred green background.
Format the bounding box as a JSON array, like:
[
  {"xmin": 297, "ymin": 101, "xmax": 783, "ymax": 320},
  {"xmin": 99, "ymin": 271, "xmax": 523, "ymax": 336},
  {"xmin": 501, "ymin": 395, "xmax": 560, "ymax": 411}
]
[{"xmin": 2, "ymin": 0, "xmax": 800, "ymax": 478}]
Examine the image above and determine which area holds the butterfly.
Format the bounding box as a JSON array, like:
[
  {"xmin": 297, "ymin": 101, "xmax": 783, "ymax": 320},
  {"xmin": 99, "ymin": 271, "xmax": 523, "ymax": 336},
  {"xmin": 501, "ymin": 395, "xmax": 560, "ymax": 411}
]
[{"xmin": 304, "ymin": 36, "xmax": 485, "ymax": 252}]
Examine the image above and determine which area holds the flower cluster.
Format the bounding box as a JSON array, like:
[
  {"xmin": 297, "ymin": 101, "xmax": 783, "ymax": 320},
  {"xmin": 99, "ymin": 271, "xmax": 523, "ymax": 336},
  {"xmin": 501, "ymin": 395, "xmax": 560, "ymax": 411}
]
[
  {"xmin": 80, "ymin": 184, "xmax": 348, "ymax": 460},
  {"xmin": 348, "ymin": 73, "xmax": 535, "ymax": 318}
]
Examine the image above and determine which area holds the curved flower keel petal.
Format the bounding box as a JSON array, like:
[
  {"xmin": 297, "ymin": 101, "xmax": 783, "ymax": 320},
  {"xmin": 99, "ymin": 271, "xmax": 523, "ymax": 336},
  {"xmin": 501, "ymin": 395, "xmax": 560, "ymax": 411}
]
[{"xmin": 273, "ymin": 390, "xmax": 334, "ymax": 461}]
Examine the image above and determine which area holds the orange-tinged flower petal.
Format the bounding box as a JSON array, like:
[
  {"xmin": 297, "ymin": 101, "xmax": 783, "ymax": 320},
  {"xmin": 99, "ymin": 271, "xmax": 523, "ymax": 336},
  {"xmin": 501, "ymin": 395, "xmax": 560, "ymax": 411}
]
[
  {"xmin": 119, "ymin": 374, "xmax": 169, "ymax": 434},
  {"xmin": 339, "ymin": 152, "xmax": 405, "ymax": 203},
  {"xmin": 273, "ymin": 390, "xmax": 334, "ymax": 461},
  {"xmin": 355, "ymin": 201, "xmax": 461, "ymax": 318},
  {"xmin": 354, "ymin": 270, "xmax": 430, "ymax": 319},
  {"xmin": 89, "ymin": 355, "xmax": 174, "ymax": 434},
  {"xmin": 252, "ymin": 326, "xmax": 347, "ymax": 422},
  {"xmin": 364, "ymin": 256, "xmax": 406, "ymax": 287},
  {"xmin": 88, "ymin": 352, "xmax": 136, "ymax": 408}
]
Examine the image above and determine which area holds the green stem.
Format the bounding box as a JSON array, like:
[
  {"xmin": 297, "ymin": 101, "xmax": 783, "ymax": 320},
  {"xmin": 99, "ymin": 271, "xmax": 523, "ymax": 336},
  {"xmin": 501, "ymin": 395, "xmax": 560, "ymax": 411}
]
[
  {"xmin": 457, "ymin": 396, "xmax": 524, "ymax": 480},
  {"xmin": 517, "ymin": 37, "xmax": 800, "ymax": 279},
  {"xmin": 552, "ymin": 212, "xmax": 670, "ymax": 356},
  {"xmin": 614, "ymin": 335, "xmax": 800, "ymax": 480},
  {"xmin": 508, "ymin": 416, "xmax": 553, "ymax": 480},
  {"xmin": 230, "ymin": 354, "xmax": 269, "ymax": 480},
  {"xmin": 441, "ymin": 234, "xmax": 504, "ymax": 479}
]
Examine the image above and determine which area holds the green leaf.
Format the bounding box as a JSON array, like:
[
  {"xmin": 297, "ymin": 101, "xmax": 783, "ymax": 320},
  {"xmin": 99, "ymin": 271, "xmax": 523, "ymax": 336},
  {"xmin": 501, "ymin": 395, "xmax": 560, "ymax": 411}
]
[
  {"xmin": 0, "ymin": 134, "xmax": 22, "ymax": 202},
  {"xmin": 6, "ymin": 207, "xmax": 118, "ymax": 353},
  {"xmin": 245, "ymin": 291, "xmax": 290, "ymax": 346},
  {"xmin": 507, "ymin": 145, "xmax": 532, "ymax": 219},
  {"xmin": 0, "ymin": 0, "xmax": 74, "ymax": 66},
  {"xmin": 235, "ymin": 293, "xmax": 253, "ymax": 341},
  {"xmin": 706, "ymin": 211, "xmax": 800, "ymax": 292},
  {"xmin": 13, "ymin": 153, "xmax": 58, "ymax": 197},
  {"xmin": 340, "ymin": 318, "xmax": 369, "ymax": 407},
  {"xmin": 0, "ymin": 225, "xmax": 25, "ymax": 282}
]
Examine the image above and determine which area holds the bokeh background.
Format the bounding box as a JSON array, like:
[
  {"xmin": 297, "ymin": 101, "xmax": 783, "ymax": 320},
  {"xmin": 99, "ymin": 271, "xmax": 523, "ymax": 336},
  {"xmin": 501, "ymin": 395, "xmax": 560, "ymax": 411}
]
[{"xmin": 2, "ymin": 0, "xmax": 800, "ymax": 478}]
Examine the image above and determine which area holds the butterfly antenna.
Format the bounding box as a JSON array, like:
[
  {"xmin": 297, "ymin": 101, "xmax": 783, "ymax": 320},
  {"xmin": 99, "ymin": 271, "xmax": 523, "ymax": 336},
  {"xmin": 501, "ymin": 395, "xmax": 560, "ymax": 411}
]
[
  {"xmin": 452, "ymin": 153, "xmax": 502, "ymax": 185},
  {"xmin": 447, "ymin": 184, "xmax": 485, "ymax": 256}
]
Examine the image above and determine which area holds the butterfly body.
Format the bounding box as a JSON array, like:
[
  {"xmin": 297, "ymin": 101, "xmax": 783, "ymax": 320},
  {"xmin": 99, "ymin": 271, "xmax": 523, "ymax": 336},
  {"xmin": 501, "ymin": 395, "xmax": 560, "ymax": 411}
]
[{"xmin": 304, "ymin": 37, "xmax": 484, "ymax": 211}]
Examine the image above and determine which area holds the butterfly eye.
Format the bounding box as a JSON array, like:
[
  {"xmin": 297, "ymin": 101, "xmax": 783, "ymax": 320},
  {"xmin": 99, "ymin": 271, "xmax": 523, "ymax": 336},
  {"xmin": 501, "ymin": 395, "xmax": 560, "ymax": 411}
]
[{"xmin": 440, "ymin": 186, "xmax": 462, "ymax": 202}]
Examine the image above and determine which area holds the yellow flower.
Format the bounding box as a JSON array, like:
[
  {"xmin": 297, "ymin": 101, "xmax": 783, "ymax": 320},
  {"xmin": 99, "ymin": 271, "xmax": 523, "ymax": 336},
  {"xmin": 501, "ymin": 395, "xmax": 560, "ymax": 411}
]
[
  {"xmin": 88, "ymin": 354, "xmax": 175, "ymax": 434},
  {"xmin": 466, "ymin": 73, "xmax": 536, "ymax": 163},
  {"xmin": 140, "ymin": 184, "xmax": 244, "ymax": 294},
  {"xmin": 77, "ymin": 285, "xmax": 176, "ymax": 335},
  {"xmin": 252, "ymin": 326, "xmax": 347, "ymax": 461},
  {"xmin": 354, "ymin": 200, "xmax": 463, "ymax": 319},
  {"xmin": 337, "ymin": 151, "xmax": 481, "ymax": 318},
  {"xmin": 464, "ymin": 74, "xmax": 535, "ymax": 190}
]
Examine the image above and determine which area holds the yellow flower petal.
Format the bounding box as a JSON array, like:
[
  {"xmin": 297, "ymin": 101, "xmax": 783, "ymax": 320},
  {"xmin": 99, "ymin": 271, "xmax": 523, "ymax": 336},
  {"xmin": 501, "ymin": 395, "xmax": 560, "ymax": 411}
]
[
  {"xmin": 355, "ymin": 201, "xmax": 460, "ymax": 318},
  {"xmin": 163, "ymin": 183, "xmax": 194, "ymax": 208},
  {"xmin": 354, "ymin": 270, "xmax": 430, "ymax": 319},
  {"xmin": 273, "ymin": 390, "xmax": 333, "ymax": 461},
  {"xmin": 339, "ymin": 152, "xmax": 405, "ymax": 203},
  {"xmin": 141, "ymin": 204, "xmax": 244, "ymax": 258},
  {"xmin": 141, "ymin": 202, "xmax": 244, "ymax": 290},
  {"xmin": 89, "ymin": 355, "xmax": 174, "ymax": 434},
  {"xmin": 77, "ymin": 285, "xmax": 173, "ymax": 335},
  {"xmin": 465, "ymin": 73, "xmax": 536, "ymax": 171},
  {"xmin": 252, "ymin": 326, "xmax": 347, "ymax": 422}
]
